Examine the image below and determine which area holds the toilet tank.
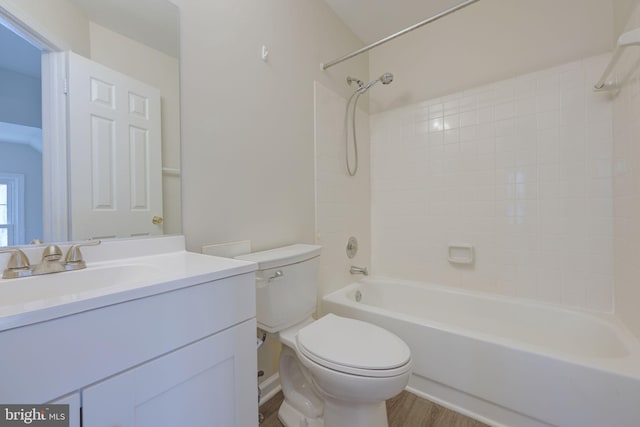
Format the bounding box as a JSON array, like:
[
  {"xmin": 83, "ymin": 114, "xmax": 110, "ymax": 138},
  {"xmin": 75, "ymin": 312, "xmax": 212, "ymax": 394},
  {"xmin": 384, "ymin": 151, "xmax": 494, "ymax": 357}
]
[{"xmin": 236, "ymin": 244, "xmax": 321, "ymax": 333}]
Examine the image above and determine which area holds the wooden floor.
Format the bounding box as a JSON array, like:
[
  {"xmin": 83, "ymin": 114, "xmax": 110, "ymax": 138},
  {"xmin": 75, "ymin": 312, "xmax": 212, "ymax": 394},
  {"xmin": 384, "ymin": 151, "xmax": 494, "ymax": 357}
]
[{"xmin": 259, "ymin": 390, "xmax": 488, "ymax": 427}]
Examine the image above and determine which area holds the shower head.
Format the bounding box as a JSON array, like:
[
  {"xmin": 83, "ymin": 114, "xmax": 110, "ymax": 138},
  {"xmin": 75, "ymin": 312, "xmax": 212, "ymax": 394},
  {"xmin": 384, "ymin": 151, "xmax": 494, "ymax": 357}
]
[
  {"xmin": 360, "ymin": 72, "xmax": 394, "ymax": 92},
  {"xmin": 344, "ymin": 72, "xmax": 393, "ymax": 177}
]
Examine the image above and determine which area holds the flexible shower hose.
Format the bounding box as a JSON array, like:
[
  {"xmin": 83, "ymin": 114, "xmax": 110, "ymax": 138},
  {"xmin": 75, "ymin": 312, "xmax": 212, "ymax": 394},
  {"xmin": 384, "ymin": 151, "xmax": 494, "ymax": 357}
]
[{"xmin": 345, "ymin": 90, "xmax": 363, "ymax": 176}]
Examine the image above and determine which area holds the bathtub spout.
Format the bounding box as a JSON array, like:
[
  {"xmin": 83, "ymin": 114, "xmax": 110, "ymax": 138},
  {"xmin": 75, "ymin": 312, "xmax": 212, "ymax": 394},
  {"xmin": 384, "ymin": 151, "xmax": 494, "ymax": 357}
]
[{"xmin": 350, "ymin": 265, "xmax": 368, "ymax": 276}]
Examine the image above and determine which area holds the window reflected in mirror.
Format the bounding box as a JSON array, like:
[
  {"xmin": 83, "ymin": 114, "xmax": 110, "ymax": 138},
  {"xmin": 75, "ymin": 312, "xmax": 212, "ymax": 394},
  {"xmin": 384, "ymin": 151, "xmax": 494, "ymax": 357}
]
[
  {"xmin": 0, "ymin": 181, "xmax": 7, "ymax": 246},
  {"xmin": 0, "ymin": 174, "xmax": 26, "ymax": 247}
]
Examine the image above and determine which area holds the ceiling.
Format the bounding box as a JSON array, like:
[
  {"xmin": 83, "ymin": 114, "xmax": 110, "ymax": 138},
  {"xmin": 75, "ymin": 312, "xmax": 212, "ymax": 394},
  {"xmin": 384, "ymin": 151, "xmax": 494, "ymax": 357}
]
[{"xmin": 323, "ymin": 0, "xmax": 469, "ymax": 44}]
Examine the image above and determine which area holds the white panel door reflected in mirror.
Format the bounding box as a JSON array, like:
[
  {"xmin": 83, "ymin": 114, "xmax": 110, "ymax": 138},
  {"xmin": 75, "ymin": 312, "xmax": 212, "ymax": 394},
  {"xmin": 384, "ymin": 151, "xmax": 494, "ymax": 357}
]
[
  {"xmin": 68, "ymin": 52, "xmax": 163, "ymax": 240},
  {"xmin": 0, "ymin": 0, "xmax": 180, "ymax": 247}
]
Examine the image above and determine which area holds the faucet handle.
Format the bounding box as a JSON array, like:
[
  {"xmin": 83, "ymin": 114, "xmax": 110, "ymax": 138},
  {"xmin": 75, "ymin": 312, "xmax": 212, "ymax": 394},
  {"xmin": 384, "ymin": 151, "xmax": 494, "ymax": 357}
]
[
  {"xmin": 0, "ymin": 248, "xmax": 31, "ymax": 269},
  {"xmin": 0, "ymin": 248, "xmax": 31, "ymax": 278},
  {"xmin": 349, "ymin": 265, "xmax": 369, "ymax": 276},
  {"xmin": 64, "ymin": 240, "xmax": 101, "ymax": 268}
]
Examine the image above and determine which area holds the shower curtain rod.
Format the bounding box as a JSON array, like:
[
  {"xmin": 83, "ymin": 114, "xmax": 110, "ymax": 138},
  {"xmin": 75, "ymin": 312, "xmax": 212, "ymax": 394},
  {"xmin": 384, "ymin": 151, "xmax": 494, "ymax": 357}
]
[{"xmin": 321, "ymin": 0, "xmax": 481, "ymax": 71}]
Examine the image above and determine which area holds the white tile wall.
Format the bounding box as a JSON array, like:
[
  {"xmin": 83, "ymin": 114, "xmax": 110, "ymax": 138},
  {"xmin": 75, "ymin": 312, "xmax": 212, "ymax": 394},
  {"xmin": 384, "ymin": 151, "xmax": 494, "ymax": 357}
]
[
  {"xmin": 371, "ymin": 54, "xmax": 614, "ymax": 312},
  {"xmin": 613, "ymin": 26, "xmax": 640, "ymax": 336},
  {"xmin": 314, "ymin": 82, "xmax": 371, "ymax": 307}
]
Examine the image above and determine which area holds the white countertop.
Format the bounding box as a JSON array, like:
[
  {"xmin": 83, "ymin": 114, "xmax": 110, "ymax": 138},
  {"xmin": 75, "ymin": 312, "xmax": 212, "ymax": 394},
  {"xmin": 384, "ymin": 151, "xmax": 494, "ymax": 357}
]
[{"xmin": 0, "ymin": 235, "xmax": 257, "ymax": 331}]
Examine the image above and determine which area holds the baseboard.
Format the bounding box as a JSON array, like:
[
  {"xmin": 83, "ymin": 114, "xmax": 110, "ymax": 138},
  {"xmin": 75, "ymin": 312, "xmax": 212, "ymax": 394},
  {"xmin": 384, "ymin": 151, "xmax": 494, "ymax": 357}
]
[{"xmin": 259, "ymin": 373, "xmax": 281, "ymax": 407}]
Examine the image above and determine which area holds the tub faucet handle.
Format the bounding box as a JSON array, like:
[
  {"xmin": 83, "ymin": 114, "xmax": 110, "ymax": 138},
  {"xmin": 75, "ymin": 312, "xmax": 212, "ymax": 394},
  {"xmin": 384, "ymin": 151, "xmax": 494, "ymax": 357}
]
[{"xmin": 350, "ymin": 265, "xmax": 368, "ymax": 276}]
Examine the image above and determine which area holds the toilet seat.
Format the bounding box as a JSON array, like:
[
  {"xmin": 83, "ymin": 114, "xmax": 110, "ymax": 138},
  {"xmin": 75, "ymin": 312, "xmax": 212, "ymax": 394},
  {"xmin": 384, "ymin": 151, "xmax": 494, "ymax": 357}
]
[{"xmin": 296, "ymin": 314, "xmax": 411, "ymax": 378}]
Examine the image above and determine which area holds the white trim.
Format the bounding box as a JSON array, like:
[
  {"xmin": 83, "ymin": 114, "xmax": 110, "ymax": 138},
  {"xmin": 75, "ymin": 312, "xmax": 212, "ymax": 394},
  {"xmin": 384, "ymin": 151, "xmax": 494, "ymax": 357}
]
[
  {"xmin": 258, "ymin": 373, "xmax": 282, "ymax": 407},
  {"xmin": 41, "ymin": 51, "xmax": 68, "ymax": 243}
]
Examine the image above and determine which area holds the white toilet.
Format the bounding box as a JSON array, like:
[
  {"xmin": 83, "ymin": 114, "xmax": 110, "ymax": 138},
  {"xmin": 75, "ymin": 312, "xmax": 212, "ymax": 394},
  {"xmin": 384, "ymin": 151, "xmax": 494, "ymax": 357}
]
[{"xmin": 237, "ymin": 244, "xmax": 412, "ymax": 427}]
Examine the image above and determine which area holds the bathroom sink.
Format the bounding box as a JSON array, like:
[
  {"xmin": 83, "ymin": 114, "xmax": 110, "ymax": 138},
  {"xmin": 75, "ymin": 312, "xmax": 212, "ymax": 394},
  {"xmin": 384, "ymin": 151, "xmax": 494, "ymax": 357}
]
[
  {"xmin": 0, "ymin": 263, "xmax": 162, "ymax": 311},
  {"xmin": 0, "ymin": 263, "xmax": 165, "ymax": 330},
  {"xmin": 0, "ymin": 237, "xmax": 257, "ymax": 331}
]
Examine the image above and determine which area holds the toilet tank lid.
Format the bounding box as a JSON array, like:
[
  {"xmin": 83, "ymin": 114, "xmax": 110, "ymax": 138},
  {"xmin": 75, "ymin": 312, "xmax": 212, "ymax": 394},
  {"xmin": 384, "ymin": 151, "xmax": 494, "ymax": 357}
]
[{"xmin": 235, "ymin": 244, "xmax": 321, "ymax": 270}]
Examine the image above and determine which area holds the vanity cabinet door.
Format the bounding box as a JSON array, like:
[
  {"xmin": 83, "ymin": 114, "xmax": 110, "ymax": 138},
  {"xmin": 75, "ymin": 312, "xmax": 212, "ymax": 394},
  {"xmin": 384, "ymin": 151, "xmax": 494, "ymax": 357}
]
[
  {"xmin": 49, "ymin": 392, "xmax": 81, "ymax": 427},
  {"xmin": 82, "ymin": 319, "xmax": 257, "ymax": 427}
]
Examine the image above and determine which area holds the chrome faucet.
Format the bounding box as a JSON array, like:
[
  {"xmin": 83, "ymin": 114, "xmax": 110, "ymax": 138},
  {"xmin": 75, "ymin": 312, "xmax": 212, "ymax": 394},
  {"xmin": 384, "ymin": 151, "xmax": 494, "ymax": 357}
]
[
  {"xmin": 350, "ymin": 265, "xmax": 368, "ymax": 276},
  {"xmin": 0, "ymin": 240, "xmax": 101, "ymax": 279},
  {"xmin": 32, "ymin": 245, "xmax": 66, "ymax": 275}
]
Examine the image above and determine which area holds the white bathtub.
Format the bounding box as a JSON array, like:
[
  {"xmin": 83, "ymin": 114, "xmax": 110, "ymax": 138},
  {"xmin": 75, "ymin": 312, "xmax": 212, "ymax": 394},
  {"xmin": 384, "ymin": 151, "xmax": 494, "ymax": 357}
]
[{"xmin": 322, "ymin": 277, "xmax": 640, "ymax": 427}]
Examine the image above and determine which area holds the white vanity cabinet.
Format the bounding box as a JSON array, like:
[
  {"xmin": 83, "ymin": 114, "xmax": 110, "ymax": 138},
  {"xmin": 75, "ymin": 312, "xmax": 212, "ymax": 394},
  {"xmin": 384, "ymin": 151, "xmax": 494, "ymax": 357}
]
[
  {"xmin": 49, "ymin": 393, "xmax": 81, "ymax": 427},
  {"xmin": 83, "ymin": 319, "xmax": 256, "ymax": 427},
  {"xmin": 0, "ymin": 253, "xmax": 258, "ymax": 427}
]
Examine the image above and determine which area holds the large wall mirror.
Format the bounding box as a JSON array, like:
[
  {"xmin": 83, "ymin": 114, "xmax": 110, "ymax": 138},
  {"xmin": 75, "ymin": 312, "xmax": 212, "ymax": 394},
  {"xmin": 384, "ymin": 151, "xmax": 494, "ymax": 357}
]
[{"xmin": 0, "ymin": 0, "xmax": 181, "ymax": 247}]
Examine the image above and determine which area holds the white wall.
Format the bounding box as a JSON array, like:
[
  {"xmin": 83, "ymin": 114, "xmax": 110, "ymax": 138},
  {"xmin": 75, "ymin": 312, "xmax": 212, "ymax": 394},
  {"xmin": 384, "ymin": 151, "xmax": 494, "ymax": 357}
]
[
  {"xmin": 174, "ymin": 0, "xmax": 368, "ymax": 253},
  {"xmin": 0, "ymin": 69, "xmax": 41, "ymax": 128},
  {"xmin": 171, "ymin": 0, "xmax": 367, "ymax": 382},
  {"xmin": 370, "ymin": 55, "xmax": 615, "ymax": 312},
  {"xmin": 314, "ymin": 82, "xmax": 371, "ymax": 308},
  {"xmin": 369, "ymin": 0, "xmax": 614, "ymax": 114},
  {"xmin": 614, "ymin": 0, "xmax": 640, "ymax": 338},
  {"xmin": 614, "ymin": 0, "xmax": 640, "ymax": 36},
  {"xmin": 89, "ymin": 22, "xmax": 181, "ymax": 235},
  {"xmin": 0, "ymin": 0, "xmax": 90, "ymax": 55}
]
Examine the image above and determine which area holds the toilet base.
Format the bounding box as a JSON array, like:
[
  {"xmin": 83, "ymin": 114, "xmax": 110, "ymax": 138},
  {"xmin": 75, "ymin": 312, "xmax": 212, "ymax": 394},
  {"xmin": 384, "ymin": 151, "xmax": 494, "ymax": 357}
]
[
  {"xmin": 323, "ymin": 397, "xmax": 388, "ymax": 427},
  {"xmin": 278, "ymin": 399, "xmax": 323, "ymax": 427},
  {"xmin": 278, "ymin": 398, "xmax": 389, "ymax": 427}
]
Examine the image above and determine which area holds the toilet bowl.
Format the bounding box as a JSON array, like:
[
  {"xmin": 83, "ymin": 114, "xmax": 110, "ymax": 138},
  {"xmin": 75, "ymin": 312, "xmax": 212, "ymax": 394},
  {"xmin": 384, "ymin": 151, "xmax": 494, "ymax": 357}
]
[
  {"xmin": 236, "ymin": 244, "xmax": 412, "ymax": 427},
  {"xmin": 276, "ymin": 314, "xmax": 412, "ymax": 427}
]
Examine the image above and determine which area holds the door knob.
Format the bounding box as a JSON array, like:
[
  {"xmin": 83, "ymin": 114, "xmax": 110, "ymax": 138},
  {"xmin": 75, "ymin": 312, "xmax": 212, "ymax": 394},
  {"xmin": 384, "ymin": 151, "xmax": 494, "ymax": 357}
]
[{"xmin": 152, "ymin": 216, "xmax": 164, "ymax": 225}]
